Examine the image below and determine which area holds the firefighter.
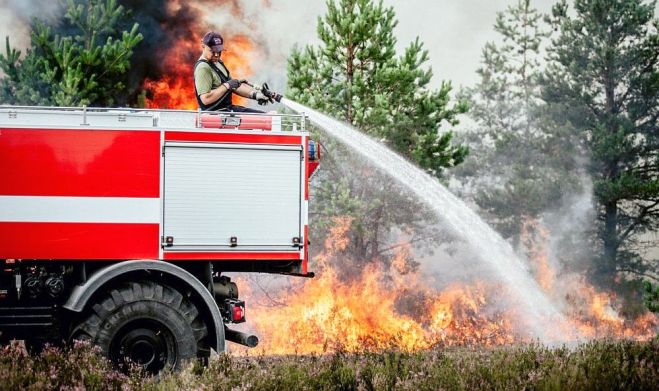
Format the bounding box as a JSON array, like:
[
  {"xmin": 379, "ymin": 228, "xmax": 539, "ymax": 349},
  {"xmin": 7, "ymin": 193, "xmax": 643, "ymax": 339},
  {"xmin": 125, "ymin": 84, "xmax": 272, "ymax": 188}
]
[{"xmin": 194, "ymin": 31, "xmax": 281, "ymax": 112}]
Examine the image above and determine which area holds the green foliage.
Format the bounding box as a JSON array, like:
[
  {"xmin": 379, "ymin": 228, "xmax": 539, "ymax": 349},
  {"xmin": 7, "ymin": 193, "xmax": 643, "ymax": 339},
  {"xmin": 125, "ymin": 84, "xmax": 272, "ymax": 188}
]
[
  {"xmin": 287, "ymin": 0, "xmax": 467, "ymax": 175},
  {"xmin": 454, "ymin": 0, "xmax": 581, "ymax": 245},
  {"xmin": 541, "ymin": 0, "xmax": 659, "ymax": 282},
  {"xmin": 645, "ymin": 281, "xmax": 659, "ymax": 313},
  {"xmin": 287, "ymin": 0, "xmax": 466, "ymax": 266},
  {"xmin": 0, "ymin": 0, "xmax": 142, "ymax": 107},
  {"xmin": 2, "ymin": 341, "xmax": 658, "ymax": 390}
]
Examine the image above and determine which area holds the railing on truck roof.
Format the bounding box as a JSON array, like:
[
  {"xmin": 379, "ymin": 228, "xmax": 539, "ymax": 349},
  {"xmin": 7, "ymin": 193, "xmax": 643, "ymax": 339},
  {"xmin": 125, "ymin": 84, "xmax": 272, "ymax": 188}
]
[{"xmin": 0, "ymin": 105, "xmax": 307, "ymax": 132}]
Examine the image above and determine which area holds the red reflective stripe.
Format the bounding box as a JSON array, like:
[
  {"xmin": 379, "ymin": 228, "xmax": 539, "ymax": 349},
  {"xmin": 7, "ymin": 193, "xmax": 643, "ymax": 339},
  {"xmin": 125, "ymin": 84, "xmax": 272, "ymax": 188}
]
[
  {"xmin": 0, "ymin": 222, "xmax": 159, "ymax": 260},
  {"xmin": 165, "ymin": 131, "xmax": 301, "ymax": 145},
  {"xmin": 0, "ymin": 129, "xmax": 160, "ymax": 197},
  {"xmin": 308, "ymin": 161, "xmax": 320, "ymax": 177},
  {"xmin": 163, "ymin": 252, "xmax": 301, "ymax": 261}
]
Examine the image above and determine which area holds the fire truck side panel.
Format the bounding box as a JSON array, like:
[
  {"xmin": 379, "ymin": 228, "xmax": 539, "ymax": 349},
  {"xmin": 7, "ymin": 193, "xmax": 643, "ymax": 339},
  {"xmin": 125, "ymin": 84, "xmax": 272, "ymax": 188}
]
[
  {"xmin": 0, "ymin": 125, "xmax": 307, "ymax": 264},
  {"xmin": 0, "ymin": 128, "xmax": 161, "ymax": 260}
]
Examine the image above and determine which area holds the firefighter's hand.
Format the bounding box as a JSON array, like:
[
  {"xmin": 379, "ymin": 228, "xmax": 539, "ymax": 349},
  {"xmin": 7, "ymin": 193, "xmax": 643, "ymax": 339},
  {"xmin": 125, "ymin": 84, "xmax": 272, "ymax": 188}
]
[
  {"xmin": 254, "ymin": 91, "xmax": 271, "ymax": 105},
  {"xmin": 270, "ymin": 91, "xmax": 283, "ymax": 102},
  {"xmin": 226, "ymin": 79, "xmax": 242, "ymax": 90}
]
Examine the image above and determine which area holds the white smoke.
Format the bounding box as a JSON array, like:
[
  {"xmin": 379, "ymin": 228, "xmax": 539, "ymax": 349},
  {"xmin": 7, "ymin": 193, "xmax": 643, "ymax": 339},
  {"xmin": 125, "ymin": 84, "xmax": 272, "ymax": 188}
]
[
  {"xmin": 0, "ymin": 0, "xmax": 62, "ymax": 50},
  {"xmin": 201, "ymin": 0, "xmax": 324, "ymax": 94},
  {"xmin": 544, "ymin": 177, "xmax": 596, "ymax": 273}
]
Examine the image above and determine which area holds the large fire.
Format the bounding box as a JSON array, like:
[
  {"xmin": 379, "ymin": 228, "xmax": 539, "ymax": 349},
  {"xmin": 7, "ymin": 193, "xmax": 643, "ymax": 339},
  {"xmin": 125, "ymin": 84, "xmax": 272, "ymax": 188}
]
[
  {"xmin": 138, "ymin": 2, "xmax": 657, "ymax": 355},
  {"xmin": 231, "ymin": 216, "xmax": 658, "ymax": 355},
  {"xmin": 142, "ymin": 34, "xmax": 254, "ymax": 109}
]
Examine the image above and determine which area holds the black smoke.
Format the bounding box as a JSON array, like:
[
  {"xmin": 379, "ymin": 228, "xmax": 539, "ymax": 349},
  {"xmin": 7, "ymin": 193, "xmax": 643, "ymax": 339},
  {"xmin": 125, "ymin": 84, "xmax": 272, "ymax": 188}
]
[{"xmin": 117, "ymin": 0, "xmax": 205, "ymax": 103}]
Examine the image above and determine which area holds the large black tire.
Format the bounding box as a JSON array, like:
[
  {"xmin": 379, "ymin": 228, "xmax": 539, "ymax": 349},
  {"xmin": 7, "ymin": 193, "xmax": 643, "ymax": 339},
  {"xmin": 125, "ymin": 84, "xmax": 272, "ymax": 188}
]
[{"xmin": 70, "ymin": 281, "xmax": 208, "ymax": 373}]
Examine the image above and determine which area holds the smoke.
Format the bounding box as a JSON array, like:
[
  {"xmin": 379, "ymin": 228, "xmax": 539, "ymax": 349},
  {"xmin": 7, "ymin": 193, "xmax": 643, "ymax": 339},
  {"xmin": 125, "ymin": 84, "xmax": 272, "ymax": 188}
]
[
  {"xmin": 196, "ymin": 0, "xmax": 323, "ymax": 91},
  {"xmin": 119, "ymin": 0, "xmax": 325, "ymax": 104},
  {"xmin": 114, "ymin": 0, "xmax": 206, "ymax": 100},
  {"xmin": 544, "ymin": 177, "xmax": 596, "ymax": 272},
  {"xmin": 0, "ymin": 0, "xmax": 62, "ymax": 50},
  {"xmin": 0, "ymin": 0, "xmax": 570, "ymax": 94},
  {"xmin": 0, "ymin": 0, "xmax": 321, "ymax": 101}
]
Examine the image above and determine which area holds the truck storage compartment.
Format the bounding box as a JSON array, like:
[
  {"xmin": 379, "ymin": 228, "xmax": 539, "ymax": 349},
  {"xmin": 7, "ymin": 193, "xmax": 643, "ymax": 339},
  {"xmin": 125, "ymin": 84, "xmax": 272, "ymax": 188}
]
[{"xmin": 163, "ymin": 142, "xmax": 303, "ymax": 251}]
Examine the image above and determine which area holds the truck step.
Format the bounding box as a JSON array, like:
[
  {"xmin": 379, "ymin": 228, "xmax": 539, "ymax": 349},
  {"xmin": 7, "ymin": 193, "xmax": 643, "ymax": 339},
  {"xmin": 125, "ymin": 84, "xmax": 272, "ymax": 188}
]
[{"xmin": 0, "ymin": 306, "xmax": 57, "ymax": 338}]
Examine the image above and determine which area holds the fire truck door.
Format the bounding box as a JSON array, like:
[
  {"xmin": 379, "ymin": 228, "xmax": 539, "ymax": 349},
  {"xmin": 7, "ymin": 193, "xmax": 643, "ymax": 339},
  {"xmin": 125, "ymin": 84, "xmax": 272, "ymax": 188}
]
[{"xmin": 163, "ymin": 142, "xmax": 302, "ymax": 251}]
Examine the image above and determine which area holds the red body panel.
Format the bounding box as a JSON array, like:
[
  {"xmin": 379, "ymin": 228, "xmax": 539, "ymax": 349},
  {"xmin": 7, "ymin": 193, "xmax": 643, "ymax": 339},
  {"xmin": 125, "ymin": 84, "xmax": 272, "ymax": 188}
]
[
  {"xmin": 0, "ymin": 222, "xmax": 159, "ymax": 259},
  {"xmin": 0, "ymin": 129, "xmax": 160, "ymax": 197}
]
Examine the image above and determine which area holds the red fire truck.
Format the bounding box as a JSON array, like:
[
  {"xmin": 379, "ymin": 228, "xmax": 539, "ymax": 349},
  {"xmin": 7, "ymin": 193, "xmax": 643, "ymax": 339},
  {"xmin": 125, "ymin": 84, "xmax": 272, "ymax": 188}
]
[{"xmin": 0, "ymin": 106, "xmax": 319, "ymax": 372}]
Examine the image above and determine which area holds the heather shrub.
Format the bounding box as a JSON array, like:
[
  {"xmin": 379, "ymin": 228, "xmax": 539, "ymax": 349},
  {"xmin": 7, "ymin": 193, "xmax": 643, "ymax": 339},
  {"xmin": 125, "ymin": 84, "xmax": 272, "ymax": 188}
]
[
  {"xmin": 0, "ymin": 340, "xmax": 136, "ymax": 390},
  {"xmin": 0, "ymin": 339, "xmax": 656, "ymax": 390}
]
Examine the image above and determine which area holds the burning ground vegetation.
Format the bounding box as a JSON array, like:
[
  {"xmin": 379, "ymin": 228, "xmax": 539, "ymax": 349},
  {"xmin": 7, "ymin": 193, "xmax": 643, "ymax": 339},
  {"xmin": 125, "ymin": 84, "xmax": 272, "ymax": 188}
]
[{"xmin": 230, "ymin": 216, "xmax": 658, "ymax": 356}]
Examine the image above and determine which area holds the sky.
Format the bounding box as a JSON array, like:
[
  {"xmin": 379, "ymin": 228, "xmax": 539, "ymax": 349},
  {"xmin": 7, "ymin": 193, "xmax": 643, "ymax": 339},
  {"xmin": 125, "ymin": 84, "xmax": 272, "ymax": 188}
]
[{"xmin": 383, "ymin": 0, "xmax": 556, "ymax": 88}]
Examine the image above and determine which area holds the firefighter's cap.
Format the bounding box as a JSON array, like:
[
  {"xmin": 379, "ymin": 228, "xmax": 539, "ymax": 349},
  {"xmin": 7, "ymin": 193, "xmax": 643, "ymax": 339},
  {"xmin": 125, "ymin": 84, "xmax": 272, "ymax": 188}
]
[{"xmin": 203, "ymin": 31, "xmax": 224, "ymax": 53}]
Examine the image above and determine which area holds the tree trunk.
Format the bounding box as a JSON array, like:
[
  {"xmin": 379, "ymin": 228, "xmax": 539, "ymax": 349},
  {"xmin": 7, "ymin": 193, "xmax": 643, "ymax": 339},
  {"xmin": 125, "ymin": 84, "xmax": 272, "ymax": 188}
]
[
  {"xmin": 600, "ymin": 56, "xmax": 618, "ymax": 282},
  {"xmin": 346, "ymin": 42, "xmax": 354, "ymax": 124}
]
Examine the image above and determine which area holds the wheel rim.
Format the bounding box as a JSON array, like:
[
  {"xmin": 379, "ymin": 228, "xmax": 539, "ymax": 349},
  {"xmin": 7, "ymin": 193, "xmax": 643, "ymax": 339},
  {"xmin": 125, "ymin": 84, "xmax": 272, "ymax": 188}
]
[{"xmin": 109, "ymin": 319, "xmax": 177, "ymax": 373}]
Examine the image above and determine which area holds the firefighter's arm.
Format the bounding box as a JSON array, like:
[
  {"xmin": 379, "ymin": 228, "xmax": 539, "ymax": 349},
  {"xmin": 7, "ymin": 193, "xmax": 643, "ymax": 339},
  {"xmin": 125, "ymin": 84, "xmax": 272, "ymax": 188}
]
[
  {"xmin": 233, "ymin": 83, "xmax": 256, "ymax": 98},
  {"xmin": 202, "ymin": 80, "xmax": 251, "ymax": 104},
  {"xmin": 199, "ymin": 85, "xmax": 231, "ymax": 106},
  {"xmin": 234, "ymin": 84, "xmax": 274, "ymax": 105}
]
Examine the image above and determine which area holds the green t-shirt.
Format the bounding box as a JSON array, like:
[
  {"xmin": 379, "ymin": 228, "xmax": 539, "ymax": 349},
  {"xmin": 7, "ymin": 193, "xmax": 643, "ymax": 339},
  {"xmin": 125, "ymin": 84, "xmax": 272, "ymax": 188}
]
[{"xmin": 194, "ymin": 58, "xmax": 230, "ymax": 95}]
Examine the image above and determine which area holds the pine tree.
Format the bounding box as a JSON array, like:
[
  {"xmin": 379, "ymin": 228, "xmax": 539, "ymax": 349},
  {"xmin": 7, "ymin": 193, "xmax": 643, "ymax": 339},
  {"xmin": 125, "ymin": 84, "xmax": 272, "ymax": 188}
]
[
  {"xmin": 286, "ymin": 0, "xmax": 467, "ymax": 269},
  {"xmin": 287, "ymin": 0, "xmax": 467, "ymax": 175},
  {"xmin": 541, "ymin": 0, "xmax": 659, "ymax": 283},
  {"xmin": 454, "ymin": 0, "xmax": 580, "ymax": 245},
  {"xmin": 0, "ymin": 0, "xmax": 142, "ymax": 107}
]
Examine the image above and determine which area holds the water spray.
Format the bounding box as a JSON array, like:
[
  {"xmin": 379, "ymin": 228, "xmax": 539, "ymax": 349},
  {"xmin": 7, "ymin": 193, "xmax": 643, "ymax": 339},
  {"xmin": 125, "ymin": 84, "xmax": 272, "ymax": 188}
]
[{"xmin": 280, "ymin": 97, "xmax": 573, "ymax": 342}]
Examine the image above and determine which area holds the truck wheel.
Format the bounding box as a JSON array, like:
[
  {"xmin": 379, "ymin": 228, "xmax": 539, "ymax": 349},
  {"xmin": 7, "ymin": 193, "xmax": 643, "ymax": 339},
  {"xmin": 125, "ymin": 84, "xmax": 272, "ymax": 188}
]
[{"xmin": 70, "ymin": 281, "xmax": 208, "ymax": 373}]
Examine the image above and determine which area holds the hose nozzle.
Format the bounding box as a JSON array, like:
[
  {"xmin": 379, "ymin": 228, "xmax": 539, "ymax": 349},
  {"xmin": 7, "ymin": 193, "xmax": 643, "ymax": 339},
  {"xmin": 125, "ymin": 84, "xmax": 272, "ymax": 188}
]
[{"xmin": 257, "ymin": 83, "xmax": 283, "ymax": 103}]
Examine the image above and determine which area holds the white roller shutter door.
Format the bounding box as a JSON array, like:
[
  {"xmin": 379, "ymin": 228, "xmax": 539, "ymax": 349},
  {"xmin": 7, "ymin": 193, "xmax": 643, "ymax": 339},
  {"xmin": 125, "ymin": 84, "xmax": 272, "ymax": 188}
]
[{"xmin": 163, "ymin": 142, "xmax": 302, "ymax": 250}]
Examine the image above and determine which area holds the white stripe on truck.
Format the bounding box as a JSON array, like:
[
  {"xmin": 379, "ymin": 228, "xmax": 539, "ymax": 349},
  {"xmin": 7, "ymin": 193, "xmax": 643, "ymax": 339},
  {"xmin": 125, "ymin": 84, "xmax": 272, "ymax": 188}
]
[{"xmin": 0, "ymin": 196, "xmax": 160, "ymax": 223}]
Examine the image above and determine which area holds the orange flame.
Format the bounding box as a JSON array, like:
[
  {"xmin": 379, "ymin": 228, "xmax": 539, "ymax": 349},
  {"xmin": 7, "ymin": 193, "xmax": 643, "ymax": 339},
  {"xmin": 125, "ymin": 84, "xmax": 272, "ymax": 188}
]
[
  {"xmin": 563, "ymin": 278, "xmax": 657, "ymax": 339},
  {"xmin": 143, "ymin": 34, "xmax": 254, "ymax": 109},
  {"xmin": 520, "ymin": 217, "xmax": 658, "ymax": 340},
  {"xmin": 521, "ymin": 218, "xmax": 554, "ymax": 291},
  {"xmin": 233, "ymin": 217, "xmax": 520, "ymax": 355},
  {"xmin": 229, "ymin": 216, "xmax": 658, "ymax": 355}
]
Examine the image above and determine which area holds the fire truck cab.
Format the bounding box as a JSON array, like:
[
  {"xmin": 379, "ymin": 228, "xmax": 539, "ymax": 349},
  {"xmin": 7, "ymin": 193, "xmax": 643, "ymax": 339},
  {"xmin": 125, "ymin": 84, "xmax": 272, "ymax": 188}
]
[{"xmin": 0, "ymin": 106, "xmax": 319, "ymax": 372}]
